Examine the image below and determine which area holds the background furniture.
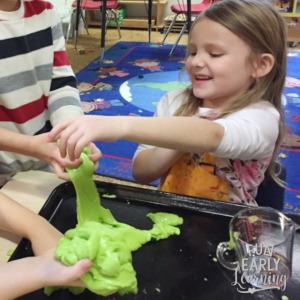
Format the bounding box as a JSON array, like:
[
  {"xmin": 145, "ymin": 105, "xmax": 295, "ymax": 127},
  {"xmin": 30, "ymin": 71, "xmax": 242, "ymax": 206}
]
[
  {"xmin": 67, "ymin": 0, "xmax": 121, "ymax": 50},
  {"xmin": 161, "ymin": 0, "xmax": 212, "ymax": 56},
  {"xmin": 276, "ymin": 0, "xmax": 300, "ymax": 44},
  {"xmin": 86, "ymin": 0, "xmax": 168, "ymax": 31},
  {"xmin": 72, "ymin": 0, "xmax": 159, "ymax": 64}
]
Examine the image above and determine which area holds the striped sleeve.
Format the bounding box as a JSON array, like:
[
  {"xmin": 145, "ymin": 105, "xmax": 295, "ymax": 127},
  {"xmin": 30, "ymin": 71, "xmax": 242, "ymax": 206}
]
[{"xmin": 0, "ymin": 0, "xmax": 82, "ymax": 131}]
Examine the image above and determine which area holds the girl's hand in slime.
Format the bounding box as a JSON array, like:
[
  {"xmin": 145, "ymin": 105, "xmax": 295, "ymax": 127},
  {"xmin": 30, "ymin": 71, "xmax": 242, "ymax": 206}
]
[
  {"xmin": 40, "ymin": 248, "xmax": 92, "ymax": 288},
  {"xmin": 48, "ymin": 116, "xmax": 117, "ymax": 161}
]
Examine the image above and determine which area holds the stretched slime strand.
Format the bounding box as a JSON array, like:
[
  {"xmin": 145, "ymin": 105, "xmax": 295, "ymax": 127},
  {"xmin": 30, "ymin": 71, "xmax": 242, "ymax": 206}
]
[
  {"xmin": 66, "ymin": 147, "xmax": 115, "ymax": 225},
  {"xmin": 52, "ymin": 148, "xmax": 183, "ymax": 297}
]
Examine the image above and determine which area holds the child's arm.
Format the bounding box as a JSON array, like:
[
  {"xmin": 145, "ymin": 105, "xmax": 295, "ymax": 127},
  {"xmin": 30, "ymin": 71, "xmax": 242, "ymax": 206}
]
[
  {"xmin": 0, "ymin": 128, "xmax": 83, "ymax": 180},
  {"xmin": 0, "ymin": 251, "xmax": 91, "ymax": 300},
  {"xmin": 48, "ymin": 115, "xmax": 224, "ymax": 161},
  {"xmin": 0, "ymin": 191, "xmax": 61, "ymax": 254},
  {"xmin": 0, "ymin": 192, "xmax": 92, "ymax": 299},
  {"xmin": 132, "ymin": 147, "xmax": 183, "ymax": 184},
  {"xmin": 47, "ymin": 3, "xmax": 83, "ymax": 126}
]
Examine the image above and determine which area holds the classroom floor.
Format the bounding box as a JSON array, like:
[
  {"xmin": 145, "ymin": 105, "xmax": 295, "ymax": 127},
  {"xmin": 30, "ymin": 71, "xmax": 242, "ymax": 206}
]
[
  {"xmin": 66, "ymin": 27, "xmax": 300, "ymax": 74},
  {"xmin": 66, "ymin": 27, "xmax": 188, "ymax": 73}
]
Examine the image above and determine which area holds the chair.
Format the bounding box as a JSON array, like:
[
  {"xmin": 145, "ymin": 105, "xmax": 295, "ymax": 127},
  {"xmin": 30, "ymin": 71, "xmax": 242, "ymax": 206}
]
[
  {"xmin": 66, "ymin": 0, "xmax": 121, "ymax": 49},
  {"xmin": 161, "ymin": 0, "xmax": 213, "ymax": 56}
]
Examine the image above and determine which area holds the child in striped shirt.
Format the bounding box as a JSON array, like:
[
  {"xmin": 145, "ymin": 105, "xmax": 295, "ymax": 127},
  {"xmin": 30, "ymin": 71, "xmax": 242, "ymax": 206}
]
[{"xmin": 0, "ymin": 0, "xmax": 100, "ymax": 185}]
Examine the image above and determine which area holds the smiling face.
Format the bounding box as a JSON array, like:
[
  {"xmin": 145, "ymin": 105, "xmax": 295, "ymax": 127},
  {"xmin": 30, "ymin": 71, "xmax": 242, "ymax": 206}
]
[{"xmin": 185, "ymin": 18, "xmax": 257, "ymax": 109}]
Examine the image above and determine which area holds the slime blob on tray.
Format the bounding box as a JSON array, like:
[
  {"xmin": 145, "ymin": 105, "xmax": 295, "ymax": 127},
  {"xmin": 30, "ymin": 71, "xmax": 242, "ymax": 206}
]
[{"xmin": 50, "ymin": 148, "xmax": 183, "ymax": 297}]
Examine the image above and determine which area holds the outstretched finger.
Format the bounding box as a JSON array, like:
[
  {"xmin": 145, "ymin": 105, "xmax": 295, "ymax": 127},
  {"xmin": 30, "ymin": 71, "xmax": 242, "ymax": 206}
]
[
  {"xmin": 74, "ymin": 138, "xmax": 89, "ymax": 161},
  {"xmin": 61, "ymin": 130, "xmax": 85, "ymax": 161}
]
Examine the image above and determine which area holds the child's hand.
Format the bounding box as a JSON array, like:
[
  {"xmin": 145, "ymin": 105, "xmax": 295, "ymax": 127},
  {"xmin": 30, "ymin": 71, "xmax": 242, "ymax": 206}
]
[
  {"xmin": 48, "ymin": 116, "xmax": 105, "ymax": 161},
  {"xmin": 39, "ymin": 249, "xmax": 92, "ymax": 287},
  {"xmin": 86, "ymin": 142, "xmax": 101, "ymax": 170},
  {"xmin": 29, "ymin": 133, "xmax": 82, "ymax": 179},
  {"xmin": 28, "ymin": 133, "xmax": 100, "ymax": 179},
  {"xmin": 54, "ymin": 142, "xmax": 101, "ymax": 179}
]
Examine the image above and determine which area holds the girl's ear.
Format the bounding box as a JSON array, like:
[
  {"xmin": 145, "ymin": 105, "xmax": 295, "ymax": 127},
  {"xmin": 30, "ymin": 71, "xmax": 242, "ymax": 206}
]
[{"xmin": 252, "ymin": 53, "xmax": 275, "ymax": 78}]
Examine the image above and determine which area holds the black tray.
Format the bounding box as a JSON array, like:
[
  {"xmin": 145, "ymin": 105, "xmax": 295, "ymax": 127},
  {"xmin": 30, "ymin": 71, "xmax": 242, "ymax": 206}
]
[{"xmin": 10, "ymin": 181, "xmax": 300, "ymax": 300}]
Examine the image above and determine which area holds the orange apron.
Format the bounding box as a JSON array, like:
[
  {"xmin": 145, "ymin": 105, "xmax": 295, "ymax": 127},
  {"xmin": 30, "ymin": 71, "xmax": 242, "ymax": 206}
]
[{"xmin": 160, "ymin": 153, "xmax": 228, "ymax": 201}]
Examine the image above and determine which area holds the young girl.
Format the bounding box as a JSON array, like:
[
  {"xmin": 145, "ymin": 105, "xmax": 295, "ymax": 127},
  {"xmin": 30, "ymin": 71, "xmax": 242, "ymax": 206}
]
[
  {"xmin": 49, "ymin": 0, "xmax": 286, "ymax": 206},
  {"xmin": 0, "ymin": 191, "xmax": 92, "ymax": 299}
]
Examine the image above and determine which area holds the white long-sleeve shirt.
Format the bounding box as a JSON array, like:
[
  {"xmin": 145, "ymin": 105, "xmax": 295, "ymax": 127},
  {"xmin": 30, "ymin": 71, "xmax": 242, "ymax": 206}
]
[{"xmin": 134, "ymin": 89, "xmax": 280, "ymax": 205}]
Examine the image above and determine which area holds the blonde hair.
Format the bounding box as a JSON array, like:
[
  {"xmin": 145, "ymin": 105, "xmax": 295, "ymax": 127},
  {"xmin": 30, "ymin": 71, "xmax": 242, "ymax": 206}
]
[{"xmin": 176, "ymin": 0, "xmax": 287, "ymax": 181}]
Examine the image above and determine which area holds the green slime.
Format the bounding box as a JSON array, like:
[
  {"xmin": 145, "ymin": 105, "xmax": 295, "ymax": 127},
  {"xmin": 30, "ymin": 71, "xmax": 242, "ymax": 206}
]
[
  {"xmin": 228, "ymin": 230, "xmax": 240, "ymax": 250},
  {"xmin": 52, "ymin": 148, "xmax": 183, "ymax": 296}
]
